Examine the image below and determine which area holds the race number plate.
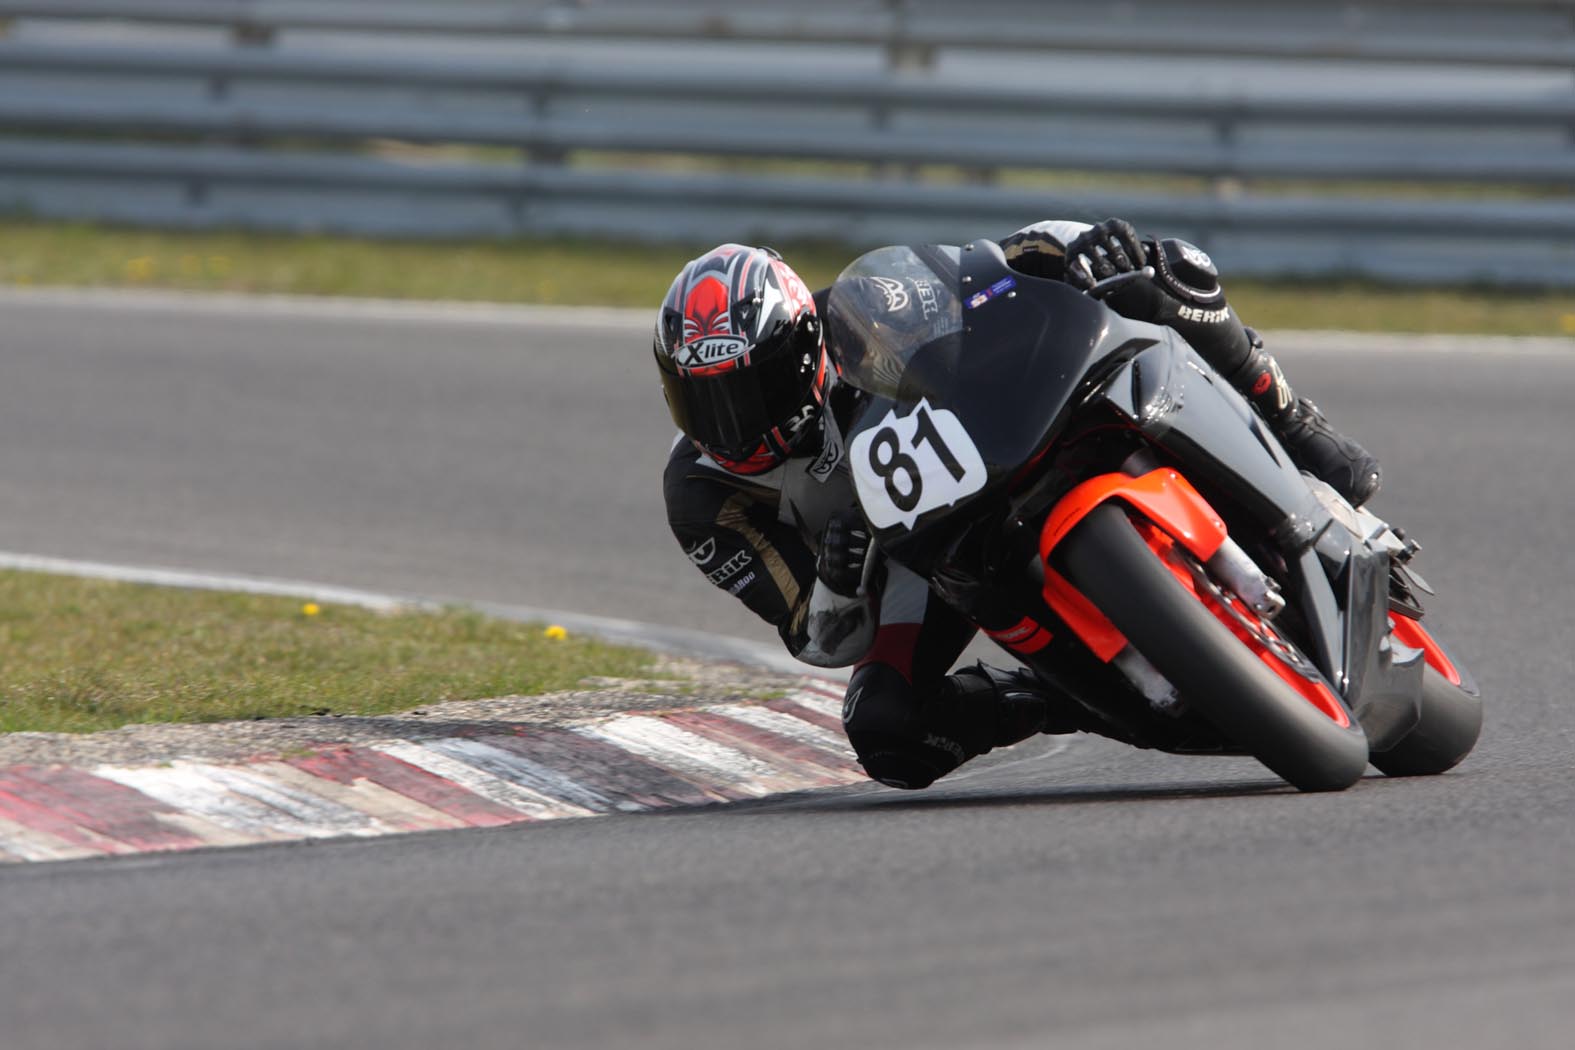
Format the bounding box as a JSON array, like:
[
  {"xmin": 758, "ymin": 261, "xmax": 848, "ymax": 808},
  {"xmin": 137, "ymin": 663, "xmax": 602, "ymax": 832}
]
[{"xmin": 849, "ymin": 398, "xmax": 987, "ymax": 531}]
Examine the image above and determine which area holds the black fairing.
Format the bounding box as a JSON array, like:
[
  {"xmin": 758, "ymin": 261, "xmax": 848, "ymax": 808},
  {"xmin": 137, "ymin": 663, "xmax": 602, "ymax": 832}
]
[
  {"xmin": 832, "ymin": 240, "xmax": 1150, "ymax": 567},
  {"xmin": 1340, "ymin": 545, "xmax": 1425, "ymax": 751}
]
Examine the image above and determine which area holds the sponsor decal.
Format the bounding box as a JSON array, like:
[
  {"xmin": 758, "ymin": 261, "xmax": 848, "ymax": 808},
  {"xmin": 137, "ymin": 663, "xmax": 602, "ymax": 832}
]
[
  {"xmin": 706, "ymin": 549, "xmax": 753, "ymax": 586},
  {"xmin": 913, "ymin": 277, "xmax": 940, "ymax": 319},
  {"xmin": 1177, "ymin": 303, "xmax": 1230, "ymax": 325},
  {"xmin": 923, "ymin": 733, "xmax": 968, "ymax": 763},
  {"xmin": 965, "ymin": 275, "xmax": 1016, "ymax": 310},
  {"xmin": 841, "ymin": 685, "xmax": 865, "ymax": 723},
  {"xmin": 871, "ymin": 275, "xmax": 910, "ymax": 313},
  {"xmin": 675, "ymin": 335, "xmax": 750, "ymax": 369},
  {"xmin": 726, "ymin": 571, "xmax": 756, "ymax": 596},
  {"xmin": 984, "ymin": 616, "xmax": 1054, "ymax": 655},
  {"xmin": 686, "ymin": 537, "xmax": 717, "ymax": 567},
  {"xmin": 1178, "ymin": 241, "xmax": 1215, "ymax": 273},
  {"xmin": 808, "ymin": 416, "xmax": 845, "ymax": 483},
  {"xmin": 784, "ymin": 402, "xmax": 818, "ymax": 439}
]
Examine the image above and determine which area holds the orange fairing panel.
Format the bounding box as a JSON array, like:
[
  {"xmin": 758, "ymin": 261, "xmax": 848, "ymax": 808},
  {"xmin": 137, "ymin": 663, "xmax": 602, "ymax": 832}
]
[
  {"xmin": 1041, "ymin": 469, "xmax": 1228, "ymax": 566},
  {"xmin": 1042, "ymin": 568, "xmax": 1127, "ymax": 662},
  {"xmin": 1039, "ymin": 469, "xmax": 1229, "ymax": 663}
]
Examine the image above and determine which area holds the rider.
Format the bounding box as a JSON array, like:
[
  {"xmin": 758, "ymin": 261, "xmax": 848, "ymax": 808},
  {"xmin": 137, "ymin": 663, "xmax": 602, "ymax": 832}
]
[{"xmin": 656, "ymin": 218, "xmax": 1382, "ymax": 790}]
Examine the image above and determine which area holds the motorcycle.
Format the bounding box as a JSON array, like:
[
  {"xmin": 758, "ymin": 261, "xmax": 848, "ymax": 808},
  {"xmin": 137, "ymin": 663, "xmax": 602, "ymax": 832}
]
[{"xmin": 829, "ymin": 240, "xmax": 1482, "ymax": 792}]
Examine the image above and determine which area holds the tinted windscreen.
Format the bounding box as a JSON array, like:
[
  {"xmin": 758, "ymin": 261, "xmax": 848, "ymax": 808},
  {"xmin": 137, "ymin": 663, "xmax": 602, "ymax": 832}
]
[{"xmin": 826, "ymin": 245, "xmax": 963, "ymax": 402}]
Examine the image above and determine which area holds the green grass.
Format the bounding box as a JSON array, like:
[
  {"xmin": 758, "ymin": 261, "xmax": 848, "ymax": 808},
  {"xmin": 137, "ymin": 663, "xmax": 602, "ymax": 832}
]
[
  {"xmin": 0, "ymin": 570, "xmax": 660, "ymax": 734},
  {"xmin": 1, "ymin": 218, "xmax": 1572, "ymax": 336}
]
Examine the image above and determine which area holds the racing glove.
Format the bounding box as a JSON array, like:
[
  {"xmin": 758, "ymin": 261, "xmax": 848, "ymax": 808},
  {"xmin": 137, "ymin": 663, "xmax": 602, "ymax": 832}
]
[
  {"xmin": 815, "ymin": 510, "xmax": 871, "ymax": 597},
  {"xmin": 1064, "ymin": 217, "xmax": 1254, "ymax": 376}
]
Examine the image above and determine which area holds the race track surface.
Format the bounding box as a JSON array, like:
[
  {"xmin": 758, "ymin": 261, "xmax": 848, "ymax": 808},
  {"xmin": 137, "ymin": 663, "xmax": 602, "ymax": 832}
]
[{"xmin": 2, "ymin": 293, "xmax": 1572, "ymax": 1049}]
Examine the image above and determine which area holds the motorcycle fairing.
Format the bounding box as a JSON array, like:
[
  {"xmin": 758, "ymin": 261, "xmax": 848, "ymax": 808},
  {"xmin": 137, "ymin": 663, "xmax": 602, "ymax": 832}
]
[
  {"xmin": 1089, "ymin": 338, "xmax": 1420, "ymax": 738},
  {"xmin": 1341, "ymin": 543, "xmax": 1425, "ymax": 751}
]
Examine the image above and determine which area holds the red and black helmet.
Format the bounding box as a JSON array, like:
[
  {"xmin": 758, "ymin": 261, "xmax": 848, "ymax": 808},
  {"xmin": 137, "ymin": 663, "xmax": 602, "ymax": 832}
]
[{"xmin": 653, "ymin": 244, "xmax": 831, "ymax": 476}]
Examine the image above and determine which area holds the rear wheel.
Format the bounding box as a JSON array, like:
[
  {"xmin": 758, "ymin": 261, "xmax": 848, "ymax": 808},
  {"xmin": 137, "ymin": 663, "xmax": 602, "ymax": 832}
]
[
  {"xmin": 1369, "ymin": 666, "xmax": 1482, "ymax": 777},
  {"xmin": 1060, "ymin": 504, "xmax": 1369, "ymax": 792}
]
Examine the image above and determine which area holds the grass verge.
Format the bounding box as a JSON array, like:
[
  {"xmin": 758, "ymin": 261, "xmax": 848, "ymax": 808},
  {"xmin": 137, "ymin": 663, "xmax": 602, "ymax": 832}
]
[
  {"xmin": 1, "ymin": 219, "xmax": 1572, "ymax": 337},
  {"xmin": 0, "ymin": 570, "xmax": 660, "ymax": 735}
]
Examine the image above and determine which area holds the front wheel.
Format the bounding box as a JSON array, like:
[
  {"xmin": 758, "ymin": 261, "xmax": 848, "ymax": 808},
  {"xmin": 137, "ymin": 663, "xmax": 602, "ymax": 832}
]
[{"xmin": 1059, "ymin": 504, "xmax": 1370, "ymax": 792}]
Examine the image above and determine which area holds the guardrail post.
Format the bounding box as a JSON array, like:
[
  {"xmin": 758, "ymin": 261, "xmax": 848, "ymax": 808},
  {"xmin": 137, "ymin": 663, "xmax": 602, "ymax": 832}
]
[
  {"xmin": 882, "ymin": 0, "xmax": 934, "ymax": 72},
  {"xmin": 526, "ymin": 87, "xmax": 565, "ymax": 168},
  {"xmin": 1213, "ymin": 99, "xmax": 1243, "ymax": 202}
]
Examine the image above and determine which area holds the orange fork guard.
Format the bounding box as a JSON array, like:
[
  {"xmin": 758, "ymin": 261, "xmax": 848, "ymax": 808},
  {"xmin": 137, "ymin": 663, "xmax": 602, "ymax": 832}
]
[{"xmin": 1039, "ymin": 468, "xmax": 1229, "ymax": 662}]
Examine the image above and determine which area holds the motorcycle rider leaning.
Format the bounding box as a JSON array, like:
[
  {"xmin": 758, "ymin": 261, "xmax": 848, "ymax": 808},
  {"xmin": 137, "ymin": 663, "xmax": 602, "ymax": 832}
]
[{"xmin": 656, "ymin": 218, "xmax": 1382, "ymax": 790}]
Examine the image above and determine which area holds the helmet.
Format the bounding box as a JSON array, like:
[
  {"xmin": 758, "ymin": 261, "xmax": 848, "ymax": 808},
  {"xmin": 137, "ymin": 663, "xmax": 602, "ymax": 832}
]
[{"xmin": 654, "ymin": 244, "xmax": 830, "ymax": 475}]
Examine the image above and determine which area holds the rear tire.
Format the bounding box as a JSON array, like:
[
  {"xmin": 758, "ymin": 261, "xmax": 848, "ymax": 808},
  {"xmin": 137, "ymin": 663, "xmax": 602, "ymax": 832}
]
[
  {"xmin": 1060, "ymin": 504, "xmax": 1369, "ymax": 792},
  {"xmin": 1370, "ymin": 667, "xmax": 1482, "ymax": 777}
]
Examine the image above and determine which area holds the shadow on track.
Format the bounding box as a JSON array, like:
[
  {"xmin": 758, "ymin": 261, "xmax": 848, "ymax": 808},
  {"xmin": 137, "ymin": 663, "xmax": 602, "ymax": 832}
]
[{"xmin": 737, "ymin": 776, "xmax": 1300, "ymax": 817}]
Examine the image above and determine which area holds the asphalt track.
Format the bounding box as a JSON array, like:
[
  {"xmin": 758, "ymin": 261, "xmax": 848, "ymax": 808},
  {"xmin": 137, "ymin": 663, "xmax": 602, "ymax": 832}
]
[{"xmin": 2, "ymin": 291, "xmax": 1573, "ymax": 1049}]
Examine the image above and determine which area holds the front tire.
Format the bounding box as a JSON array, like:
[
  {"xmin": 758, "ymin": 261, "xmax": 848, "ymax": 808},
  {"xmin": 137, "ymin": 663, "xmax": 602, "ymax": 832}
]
[
  {"xmin": 1370, "ymin": 667, "xmax": 1482, "ymax": 777},
  {"xmin": 1060, "ymin": 504, "xmax": 1370, "ymax": 792}
]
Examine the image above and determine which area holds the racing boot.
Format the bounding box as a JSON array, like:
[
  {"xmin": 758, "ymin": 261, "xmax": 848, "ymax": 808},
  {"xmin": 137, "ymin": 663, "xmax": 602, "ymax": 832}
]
[
  {"xmin": 1227, "ymin": 346, "xmax": 1382, "ymax": 507},
  {"xmin": 941, "ymin": 663, "xmax": 1132, "ymax": 748}
]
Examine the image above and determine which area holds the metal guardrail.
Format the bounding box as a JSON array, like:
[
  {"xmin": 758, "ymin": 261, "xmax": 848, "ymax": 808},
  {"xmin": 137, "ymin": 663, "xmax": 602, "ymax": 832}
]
[
  {"xmin": 3, "ymin": 1, "xmax": 1574, "ymax": 67},
  {"xmin": 0, "ymin": 3, "xmax": 1572, "ymax": 284}
]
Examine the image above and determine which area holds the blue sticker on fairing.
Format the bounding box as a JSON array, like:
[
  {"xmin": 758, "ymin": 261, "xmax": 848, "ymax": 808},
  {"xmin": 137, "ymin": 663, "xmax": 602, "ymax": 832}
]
[{"xmin": 965, "ymin": 275, "xmax": 1016, "ymax": 310}]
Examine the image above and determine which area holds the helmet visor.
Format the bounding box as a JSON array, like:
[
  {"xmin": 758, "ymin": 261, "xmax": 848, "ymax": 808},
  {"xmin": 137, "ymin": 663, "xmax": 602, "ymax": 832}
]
[{"xmin": 660, "ymin": 325, "xmax": 820, "ymax": 456}]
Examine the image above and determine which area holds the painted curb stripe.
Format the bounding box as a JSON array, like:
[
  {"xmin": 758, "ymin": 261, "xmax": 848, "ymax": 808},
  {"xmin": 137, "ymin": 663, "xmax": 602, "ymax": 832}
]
[
  {"xmin": 420, "ymin": 736, "xmax": 606, "ymax": 817},
  {"xmin": 0, "ymin": 766, "xmax": 209, "ymax": 854},
  {"xmin": 0, "ymin": 769, "xmax": 160, "ymax": 856},
  {"xmin": 712, "ymin": 703, "xmax": 860, "ymax": 766},
  {"xmin": 285, "ymin": 746, "xmax": 524, "ymax": 827},
  {"xmin": 661, "ymin": 711, "xmax": 855, "ymax": 786},
  {"xmin": 574, "ymin": 715, "xmax": 787, "ymax": 799},
  {"xmin": 95, "ymin": 765, "xmax": 327, "ymax": 842},
  {"xmin": 764, "ymin": 696, "xmax": 845, "ymax": 736},
  {"xmin": 372, "ymin": 741, "xmax": 568, "ymax": 821},
  {"xmin": 481, "ymin": 729, "xmax": 715, "ymax": 812},
  {"xmin": 0, "ymin": 814, "xmax": 99, "ymax": 863},
  {"xmin": 247, "ymin": 761, "xmax": 465, "ymax": 835},
  {"xmin": 0, "ymin": 678, "xmax": 861, "ymax": 863}
]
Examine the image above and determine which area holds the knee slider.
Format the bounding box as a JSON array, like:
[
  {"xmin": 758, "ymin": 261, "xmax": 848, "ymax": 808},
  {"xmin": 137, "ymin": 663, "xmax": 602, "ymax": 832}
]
[{"xmin": 842, "ymin": 663, "xmax": 963, "ymax": 790}]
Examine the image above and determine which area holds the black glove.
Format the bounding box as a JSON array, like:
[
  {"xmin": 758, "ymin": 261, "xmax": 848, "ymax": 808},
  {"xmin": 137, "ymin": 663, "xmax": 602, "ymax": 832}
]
[
  {"xmin": 1070, "ymin": 218, "xmax": 1254, "ymax": 376},
  {"xmin": 1063, "ymin": 218, "xmax": 1149, "ymax": 291},
  {"xmin": 816, "ymin": 511, "xmax": 870, "ymax": 597}
]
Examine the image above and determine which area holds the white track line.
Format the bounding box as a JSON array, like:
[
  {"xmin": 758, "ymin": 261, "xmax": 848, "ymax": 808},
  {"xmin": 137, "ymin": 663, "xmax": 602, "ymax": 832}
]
[{"xmin": 0, "ymin": 550, "xmax": 416, "ymax": 612}]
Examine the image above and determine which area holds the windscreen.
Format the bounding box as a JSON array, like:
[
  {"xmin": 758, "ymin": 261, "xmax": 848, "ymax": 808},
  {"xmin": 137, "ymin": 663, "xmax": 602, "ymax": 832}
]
[
  {"xmin": 826, "ymin": 240, "xmax": 1119, "ymax": 548},
  {"xmin": 825, "ymin": 244, "xmax": 963, "ymax": 403}
]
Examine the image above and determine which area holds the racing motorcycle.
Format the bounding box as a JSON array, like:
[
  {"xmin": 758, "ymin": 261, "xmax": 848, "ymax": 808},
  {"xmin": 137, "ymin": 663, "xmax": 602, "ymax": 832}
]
[{"xmin": 831, "ymin": 240, "xmax": 1481, "ymax": 792}]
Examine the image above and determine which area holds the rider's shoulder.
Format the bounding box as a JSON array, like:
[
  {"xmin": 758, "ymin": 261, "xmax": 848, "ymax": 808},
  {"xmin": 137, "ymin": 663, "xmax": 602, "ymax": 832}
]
[{"xmin": 664, "ymin": 435, "xmax": 782, "ymax": 508}]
